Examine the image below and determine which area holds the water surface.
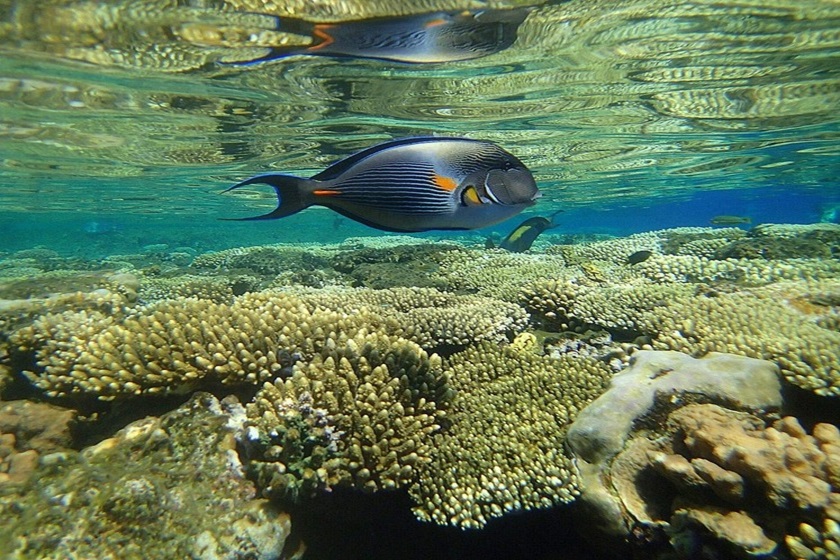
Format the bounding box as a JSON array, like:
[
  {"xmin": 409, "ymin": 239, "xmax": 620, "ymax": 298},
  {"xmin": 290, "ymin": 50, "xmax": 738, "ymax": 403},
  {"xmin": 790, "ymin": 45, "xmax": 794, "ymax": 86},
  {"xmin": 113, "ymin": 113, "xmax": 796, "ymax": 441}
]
[{"xmin": 0, "ymin": 0, "xmax": 838, "ymax": 254}]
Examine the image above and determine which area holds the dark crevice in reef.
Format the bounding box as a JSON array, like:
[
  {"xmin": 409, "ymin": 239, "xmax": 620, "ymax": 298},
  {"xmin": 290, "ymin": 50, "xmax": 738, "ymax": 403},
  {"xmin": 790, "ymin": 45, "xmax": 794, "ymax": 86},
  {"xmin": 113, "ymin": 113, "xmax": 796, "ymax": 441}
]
[{"xmin": 289, "ymin": 488, "xmax": 599, "ymax": 560}]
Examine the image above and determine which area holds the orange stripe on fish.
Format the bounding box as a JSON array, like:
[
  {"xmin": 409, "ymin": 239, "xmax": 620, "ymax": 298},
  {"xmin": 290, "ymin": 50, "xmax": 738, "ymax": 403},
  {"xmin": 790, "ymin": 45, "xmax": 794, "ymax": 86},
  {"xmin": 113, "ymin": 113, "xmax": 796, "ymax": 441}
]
[
  {"xmin": 432, "ymin": 174, "xmax": 458, "ymax": 191},
  {"xmin": 313, "ymin": 189, "xmax": 341, "ymax": 196},
  {"xmin": 424, "ymin": 17, "xmax": 449, "ymax": 28},
  {"xmin": 309, "ymin": 25, "xmax": 336, "ymax": 51}
]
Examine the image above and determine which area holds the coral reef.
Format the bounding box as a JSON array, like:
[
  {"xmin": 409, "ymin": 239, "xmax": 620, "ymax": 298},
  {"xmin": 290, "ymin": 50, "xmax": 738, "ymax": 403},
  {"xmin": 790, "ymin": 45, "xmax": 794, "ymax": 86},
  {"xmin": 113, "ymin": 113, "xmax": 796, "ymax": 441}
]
[
  {"xmin": 566, "ymin": 351, "xmax": 782, "ymax": 539},
  {"xmin": 245, "ymin": 329, "xmax": 448, "ymax": 500},
  {"xmin": 1, "ymin": 224, "xmax": 837, "ymax": 547},
  {"xmin": 191, "ymin": 244, "xmax": 331, "ymax": 277},
  {"xmin": 0, "ymin": 401, "xmax": 76, "ymax": 486},
  {"xmin": 523, "ymin": 276, "xmax": 840, "ymax": 397},
  {"xmin": 0, "ymin": 393, "xmax": 301, "ymax": 560},
  {"xmin": 565, "ymin": 349, "xmax": 840, "ymax": 559},
  {"xmin": 329, "ymin": 243, "xmax": 460, "ymax": 289},
  {"xmin": 287, "ymin": 286, "xmax": 528, "ymax": 350},
  {"xmin": 10, "ymin": 292, "xmax": 375, "ymax": 399},
  {"xmin": 643, "ymin": 287, "xmax": 840, "ymax": 397},
  {"xmin": 137, "ymin": 274, "xmax": 241, "ymax": 303},
  {"xmin": 410, "ymin": 342, "xmax": 613, "ymax": 529},
  {"xmin": 433, "ymin": 249, "xmax": 570, "ymax": 300},
  {"xmin": 654, "ymin": 405, "xmax": 840, "ymax": 559},
  {"xmin": 9, "ymin": 285, "xmax": 528, "ymax": 400},
  {"xmin": 523, "ymin": 279, "xmax": 695, "ymax": 333}
]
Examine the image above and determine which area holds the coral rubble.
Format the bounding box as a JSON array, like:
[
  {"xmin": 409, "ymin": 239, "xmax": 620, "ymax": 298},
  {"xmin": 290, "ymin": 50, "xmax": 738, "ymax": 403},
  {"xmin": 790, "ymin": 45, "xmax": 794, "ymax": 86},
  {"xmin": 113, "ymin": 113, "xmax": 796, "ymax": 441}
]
[{"xmin": 0, "ymin": 393, "xmax": 301, "ymax": 559}]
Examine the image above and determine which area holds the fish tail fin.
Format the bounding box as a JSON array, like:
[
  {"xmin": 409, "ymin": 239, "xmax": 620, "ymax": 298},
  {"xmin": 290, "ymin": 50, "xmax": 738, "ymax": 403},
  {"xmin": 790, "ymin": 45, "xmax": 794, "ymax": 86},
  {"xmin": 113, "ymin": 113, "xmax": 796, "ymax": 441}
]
[{"xmin": 222, "ymin": 173, "xmax": 312, "ymax": 220}]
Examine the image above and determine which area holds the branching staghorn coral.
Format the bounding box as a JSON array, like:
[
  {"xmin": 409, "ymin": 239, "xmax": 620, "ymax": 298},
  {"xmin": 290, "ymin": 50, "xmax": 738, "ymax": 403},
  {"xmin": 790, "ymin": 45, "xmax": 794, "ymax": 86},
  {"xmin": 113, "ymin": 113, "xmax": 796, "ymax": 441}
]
[
  {"xmin": 410, "ymin": 340, "xmax": 613, "ymax": 529},
  {"xmin": 641, "ymin": 289, "xmax": 840, "ymax": 397},
  {"xmin": 522, "ymin": 279, "xmax": 695, "ymax": 334},
  {"xmin": 11, "ymin": 292, "xmax": 377, "ymax": 399},
  {"xmin": 11, "ymin": 285, "xmax": 515, "ymax": 400},
  {"xmin": 432, "ymin": 249, "xmax": 570, "ymax": 301},
  {"xmin": 245, "ymin": 329, "xmax": 448, "ymax": 500},
  {"xmin": 285, "ymin": 286, "xmax": 528, "ymax": 350},
  {"xmin": 523, "ymin": 276, "xmax": 840, "ymax": 397}
]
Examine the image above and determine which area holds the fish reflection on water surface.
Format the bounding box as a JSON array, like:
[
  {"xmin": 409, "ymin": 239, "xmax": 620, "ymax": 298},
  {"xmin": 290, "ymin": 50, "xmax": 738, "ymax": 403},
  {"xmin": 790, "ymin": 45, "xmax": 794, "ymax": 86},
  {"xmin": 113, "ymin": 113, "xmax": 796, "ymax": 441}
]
[
  {"xmin": 228, "ymin": 7, "xmax": 532, "ymax": 65},
  {"xmin": 224, "ymin": 137, "xmax": 541, "ymax": 232}
]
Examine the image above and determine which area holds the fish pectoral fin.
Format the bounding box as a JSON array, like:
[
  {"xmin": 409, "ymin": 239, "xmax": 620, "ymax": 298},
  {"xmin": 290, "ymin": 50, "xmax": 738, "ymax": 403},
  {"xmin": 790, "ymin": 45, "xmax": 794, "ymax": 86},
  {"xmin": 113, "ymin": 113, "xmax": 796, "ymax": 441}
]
[{"xmin": 461, "ymin": 186, "xmax": 484, "ymax": 206}]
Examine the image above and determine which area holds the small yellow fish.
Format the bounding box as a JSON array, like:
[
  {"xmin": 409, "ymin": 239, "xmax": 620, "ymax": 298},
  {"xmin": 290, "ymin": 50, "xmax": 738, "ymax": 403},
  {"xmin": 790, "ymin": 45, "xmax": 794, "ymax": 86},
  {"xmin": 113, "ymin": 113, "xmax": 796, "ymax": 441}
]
[{"xmin": 710, "ymin": 215, "xmax": 751, "ymax": 226}]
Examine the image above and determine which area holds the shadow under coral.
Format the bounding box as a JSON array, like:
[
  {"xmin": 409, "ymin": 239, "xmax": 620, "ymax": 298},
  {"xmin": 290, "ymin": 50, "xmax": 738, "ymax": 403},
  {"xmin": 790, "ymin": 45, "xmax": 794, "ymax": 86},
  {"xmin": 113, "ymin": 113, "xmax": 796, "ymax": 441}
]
[{"xmin": 289, "ymin": 487, "xmax": 597, "ymax": 560}]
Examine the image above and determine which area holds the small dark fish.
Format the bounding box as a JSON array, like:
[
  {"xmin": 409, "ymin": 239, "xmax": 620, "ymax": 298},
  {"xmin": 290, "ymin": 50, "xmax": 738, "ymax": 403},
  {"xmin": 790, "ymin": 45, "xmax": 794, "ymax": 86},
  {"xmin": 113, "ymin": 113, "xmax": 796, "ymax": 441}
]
[
  {"xmin": 498, "ymin": 210, "xmax": 563, "ymax": 252},
  {"xmin": 224, "ymin": 137, "xmax": 540, "ymax": 232},
  {"xmin": 627, "ymin": 250, "xmax": 653, "ymax": 265},
  {"xmin": 710, "ymin": 215, "xmax": 751, "ymax": 226},
  {"xmin": 229, "ymin": 8, "xmax": 532, "ymax": 65}
]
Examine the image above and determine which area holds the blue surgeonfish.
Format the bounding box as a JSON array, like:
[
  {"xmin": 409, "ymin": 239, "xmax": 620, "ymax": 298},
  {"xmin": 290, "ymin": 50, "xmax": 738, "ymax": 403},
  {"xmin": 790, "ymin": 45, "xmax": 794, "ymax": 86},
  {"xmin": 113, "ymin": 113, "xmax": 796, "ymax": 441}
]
[
  {"xmin": 229, "ymin": 8, "xmax": 532, "ymax": 65},
  {"xmin": 497, "ymin": 210, "xmax": 563, "ymax": 252},
  {"xmin": 224, "ymin": 137, "xmax": 540, "ymax": 232}
]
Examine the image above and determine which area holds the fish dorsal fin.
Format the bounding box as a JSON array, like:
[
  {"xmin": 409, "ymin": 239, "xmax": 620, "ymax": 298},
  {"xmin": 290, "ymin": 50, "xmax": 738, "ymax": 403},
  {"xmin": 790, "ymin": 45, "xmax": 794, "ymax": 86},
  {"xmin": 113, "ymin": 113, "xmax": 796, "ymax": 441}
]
[{"xmin": 311, "ymin": 137, "xmax": 478, "ymax": 181}]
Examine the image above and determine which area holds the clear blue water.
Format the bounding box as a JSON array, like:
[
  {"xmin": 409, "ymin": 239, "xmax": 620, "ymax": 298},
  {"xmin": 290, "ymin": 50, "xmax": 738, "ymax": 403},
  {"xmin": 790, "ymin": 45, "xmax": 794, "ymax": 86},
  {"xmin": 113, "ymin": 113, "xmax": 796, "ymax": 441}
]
[{"xmin": 1, "ymin": 0, "xmax": 838, "ymax": 257}]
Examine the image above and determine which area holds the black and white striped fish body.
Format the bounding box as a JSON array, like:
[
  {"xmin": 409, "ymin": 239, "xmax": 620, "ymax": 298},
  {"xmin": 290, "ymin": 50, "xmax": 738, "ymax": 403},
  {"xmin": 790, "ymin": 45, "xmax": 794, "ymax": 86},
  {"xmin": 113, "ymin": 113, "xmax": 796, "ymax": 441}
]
[{"xmin": 224, "ymin": 137, "xmax": 540, "ymax": 232}]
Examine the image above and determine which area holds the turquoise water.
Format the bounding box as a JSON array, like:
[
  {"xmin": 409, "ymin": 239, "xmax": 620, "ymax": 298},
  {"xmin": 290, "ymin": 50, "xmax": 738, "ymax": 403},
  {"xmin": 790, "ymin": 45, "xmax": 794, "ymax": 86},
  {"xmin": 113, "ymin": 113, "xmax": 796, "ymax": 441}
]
[
  {"xmin": 1, "ymin": 0, "xmax": 838, "ymax": 254},
  {"xmin": 2, "ymin": 1, "xmax": 840, "ymax": 559}
]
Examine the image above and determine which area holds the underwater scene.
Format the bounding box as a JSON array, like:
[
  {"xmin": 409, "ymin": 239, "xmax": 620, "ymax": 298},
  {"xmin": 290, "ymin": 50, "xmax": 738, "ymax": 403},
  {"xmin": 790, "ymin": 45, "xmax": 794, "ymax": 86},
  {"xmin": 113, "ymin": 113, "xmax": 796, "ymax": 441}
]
[{"xmin": 1, "ymin": 0, "xmax": 840, "ymax": 558}]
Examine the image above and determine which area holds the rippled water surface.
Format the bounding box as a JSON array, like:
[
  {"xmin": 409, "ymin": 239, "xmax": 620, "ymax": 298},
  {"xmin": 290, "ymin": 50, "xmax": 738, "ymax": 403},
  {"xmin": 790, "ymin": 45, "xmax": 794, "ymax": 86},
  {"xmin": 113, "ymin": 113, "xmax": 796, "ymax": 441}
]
[{"xmin": 0, "ymin": 0, "xmax": 839, "ymax": 250}]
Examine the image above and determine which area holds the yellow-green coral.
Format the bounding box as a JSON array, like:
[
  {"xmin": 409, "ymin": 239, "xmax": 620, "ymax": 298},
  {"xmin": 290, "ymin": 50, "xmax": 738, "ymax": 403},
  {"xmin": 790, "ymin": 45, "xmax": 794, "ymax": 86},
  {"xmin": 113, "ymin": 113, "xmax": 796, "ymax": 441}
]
[
  {"xmin": 433, "ymin": 249, "xmax": 570, "ymax": 301},
  {"xmin": 634, "ymin": 254, "xmax": 840, "ymax": 285},
  {"xmin": 0, "ymin": 288, "xmax": 128, "ymax": 337},
  {"xmin": 246, "ymin": 329, "xmax": 447, "ymax": 499},
  {"xmin": 138, "ymin": 274, "xmax": 238, "ymax": 303},
  {"xmin": 641, "ymin": 289, "xmax": 840, "ymax": 397},
  {"xmin": 523, "ymin": 274, "xmax": 840, "ymax": 397},
  {"xmin": 786, "ymin": 519, "xmax": 840, "ymax": 560},
  {"xmin": 190, "ymin": 244, "xmax": 332, "ymax": 275},
  {"xmin": 410, "ymin": 342, "xmax": 612, "ymax": 529},
  {"xmin": 286, "ymin": 286, "xmax": 528, "ymax": 349},
  {"xmin": 11, "ymin": 292, "xmax": 376, "ymax": 399},
  {"xmin": 522, "ymin": 279, "xmax": 695, "ymax": 333}
]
